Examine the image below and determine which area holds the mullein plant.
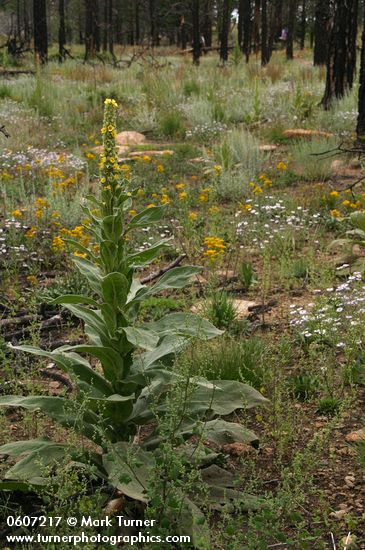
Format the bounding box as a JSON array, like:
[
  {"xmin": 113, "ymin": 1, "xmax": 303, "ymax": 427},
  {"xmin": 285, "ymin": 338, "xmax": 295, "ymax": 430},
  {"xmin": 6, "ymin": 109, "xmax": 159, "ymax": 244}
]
[{"xmin": 0, "ymin": 100, "xmax": 267, "ymax": 545}]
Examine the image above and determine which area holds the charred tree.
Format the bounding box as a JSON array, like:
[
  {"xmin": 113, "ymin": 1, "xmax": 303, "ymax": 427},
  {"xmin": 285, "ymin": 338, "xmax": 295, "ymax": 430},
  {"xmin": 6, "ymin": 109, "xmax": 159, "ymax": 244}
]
[
  {"xmin": 58, "ymin": 0, "xmax": 66, "ymax": 62},
  {"xmin": 321, "ymin": 0, "xmax": 358, "ymax": 109},
  {"xmin": 239, "ymin": 0, "xmax": 251, "ymax": 62},
  {"xmin": 300, "ymin": 0, "xmax": 306, "ymax": 50},
  {"xmin": 220, "ymin": 0, "xmax": 231, "ymax": 63},
  {"xmin": 33, "ymin": 0, "xmax": 48, "ymax": 64},
  {"xmin": 286, "ymin": 0, "xmax": 297, "ymax": 60},
  {"xmin": 202, "ymin": 0, "xmax": 212, "ymax": 48},
  {"xmin": 261, "ymin": 0, "xmax": 269, "ymax": 65},
  {"xmin": 108, "ymin": 0, "xmax": 114, "ymax": 54},
  {"xmin": 192, "ymin": 0, "xmax": 201, "ymax": 65},
  {"xmin": 252, "ymin": 0, "xmax": 261, "ymax": 54},
  {"xmin": 313, "ymin": 0, "xmax": 331, "ymax": 65},
  {"xmin": 268, "ymin": 0, "xmax": 283, "ymax": 57}
]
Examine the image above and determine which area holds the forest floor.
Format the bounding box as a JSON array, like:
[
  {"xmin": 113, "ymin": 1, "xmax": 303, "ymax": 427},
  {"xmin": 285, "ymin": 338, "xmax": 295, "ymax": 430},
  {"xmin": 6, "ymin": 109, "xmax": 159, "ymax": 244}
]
[{"xmin": 0, "ymin": 49, "xmax": 365, "ymax": 549}]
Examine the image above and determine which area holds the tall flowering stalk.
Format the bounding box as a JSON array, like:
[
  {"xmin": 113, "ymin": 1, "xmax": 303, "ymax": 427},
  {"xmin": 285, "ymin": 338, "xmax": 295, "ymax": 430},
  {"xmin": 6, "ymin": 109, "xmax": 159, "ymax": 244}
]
[{"xmin": 0, "ymin": 100, "xmax": 266, "ymax": 533}]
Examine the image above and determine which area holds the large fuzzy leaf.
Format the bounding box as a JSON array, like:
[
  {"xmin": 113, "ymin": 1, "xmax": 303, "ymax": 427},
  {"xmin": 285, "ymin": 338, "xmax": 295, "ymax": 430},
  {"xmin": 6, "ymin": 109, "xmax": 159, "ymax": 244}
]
[
  {"xmin": 188, "ymin": 380, "xmax": 268, "ymax": 417},
  {"xmin": 202, "ymin": 419, "xmax": 259, "ymax": 446},
  {"xmin": 127, "ymin": 205, "xmax": 166, "ymax": 230},
  {"xmin": 51, "ymin": 294, "xmax": 99, "ymax": 307},
  {"xmin": 103, "ymin": 442, "xmax": 154, "ymax": 502},
  {"xmin": 0, "ymin": 396, "xmax": 101, "ymax": 444},
  {"xmin": 131, "ymin": 335, "xmax": 188, "ymax": 372},
  {"xmin": 102, "ymin": 272, "xmax": 129, "ymax": 309},
  {"xmin": 10, "ymin": 345, "xmax": 112, "ymax": 397},
  {"xmin": 179, "ymin": 495, "xmax": 211, "ymax": 550},
  {"xmin": 72, "ymin": 256, "xmax": 102, "ymax": 295},
  {"xmin": 60, "ymin": 344, "xmax": 123, "ymax": 384},
  {"xmin": 146, "ymin": 313, "xmax": 223, "ymax": 340},
  {"xmin": 85, "ymin": 394, "xmax": 134, "ymax": 426},
  {"xmin": 123, "ymin": 327, "xmax": 159, "ymax": 351},
  {"xmin": 200, "ymin": 465, "xmax": 263, "ymax": 512},
  {"xmin": 145, "ymin": 266, "xmax": 202, "ymax": 296},
  {"xmin": 127, "ymin": 239, "xmax": 171, "ymax": 268},
  {"xmin": 4, "ymin": 445, "xmax": 70, "ymax": 481}
]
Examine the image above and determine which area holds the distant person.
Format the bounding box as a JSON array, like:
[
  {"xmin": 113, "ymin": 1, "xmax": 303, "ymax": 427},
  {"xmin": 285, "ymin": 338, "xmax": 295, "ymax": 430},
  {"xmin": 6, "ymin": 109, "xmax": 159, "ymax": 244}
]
[{"xmin": 279, "ymin": 28, "xmax": 288, "ymax": 42}]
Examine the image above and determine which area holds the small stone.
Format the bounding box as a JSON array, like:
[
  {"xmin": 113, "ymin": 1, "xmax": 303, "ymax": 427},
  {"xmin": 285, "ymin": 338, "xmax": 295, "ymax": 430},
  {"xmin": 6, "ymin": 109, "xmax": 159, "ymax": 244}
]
[
  {"xmin": 345, "ymin": 428, "xmax": 365, "ymax": 443},
  {"xmin": 116, "ymin": 131, "xmax": 146, "ymax": 146},
  {"xmin": 330, "ymin": 509, "xmax": 347, "ymax": 520}
]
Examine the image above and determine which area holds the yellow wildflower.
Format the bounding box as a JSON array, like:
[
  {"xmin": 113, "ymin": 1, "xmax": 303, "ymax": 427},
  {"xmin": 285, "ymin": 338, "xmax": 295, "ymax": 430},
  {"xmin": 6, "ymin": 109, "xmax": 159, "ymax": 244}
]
[
  {"xmin": 330, "ymin": 191, "xmax": 340, "ymax": 198},
  {"xmin": 276, "ymin": 162, "xmax": 287, "ymax": 171},
  {"xmin": 188, "ymin": 212, "xmax": 198, "ymax": 221},
  {"xmin": 179, "ymin": 192, "xmax": 187, "ymax": 201},
  {"xmin": 12, "ymin": 209, "xmax": 22, "ymax": 218},
  {"xmin": 52, "ymin": 236, "xmax": 65, "ymax": 251},
  {"xmin": 156, "ymin": 164, "xmax": 165, "ymax": 173}
]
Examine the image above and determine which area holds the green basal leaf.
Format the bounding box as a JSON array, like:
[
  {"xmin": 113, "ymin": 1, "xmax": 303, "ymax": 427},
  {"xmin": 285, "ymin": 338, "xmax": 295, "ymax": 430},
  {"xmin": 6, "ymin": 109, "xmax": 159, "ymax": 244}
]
[
  {"xmin": 50, "ymin": 294, "xmax": 99, "ymax": 307},
  {"xmin": 146, "ymin": 312, "xmax": 223, "ymax": 340},
  {"xmin": 123, "ymin": 327, "xmax": 160, "ymax": 350},
  {"xmin": 127, "ymin": 205, "xmax": 166, "ymax": 231}
]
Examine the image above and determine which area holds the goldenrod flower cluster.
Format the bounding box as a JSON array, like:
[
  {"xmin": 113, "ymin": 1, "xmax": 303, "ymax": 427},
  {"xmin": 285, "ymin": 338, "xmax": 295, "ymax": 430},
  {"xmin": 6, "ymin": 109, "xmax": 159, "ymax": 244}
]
[{"xmin": 203, "ymin": 236, "xmax": 226, "ymax": 260}]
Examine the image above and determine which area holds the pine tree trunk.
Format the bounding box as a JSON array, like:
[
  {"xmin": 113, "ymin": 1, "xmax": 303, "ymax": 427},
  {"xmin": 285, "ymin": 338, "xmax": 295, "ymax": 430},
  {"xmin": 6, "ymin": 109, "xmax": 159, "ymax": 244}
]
[
  {"xmin": 33, "ymin": 0, "xmax": 48, "ymax": 64},
  {"xmin": 192, "ymin": 0, "xmax": 201, "ymax": 65},
  {"xmin": 135, "ymin": 0, "xmax": 140, "ymax": 44},
  {"xmin": 253, "ymin": 0, "xmax": 261, "ymax": 54},
  {"xmin": 103, "ymin": 0, "xmax": 108, "ymax": 51},
  {"xmin": 300, "ymin": 0, "xmax": 306, "ymax": 50},
  {"xmin": 202, "ymin": 0, "xmax": 212, "ymax": 48},
  {"xmin": 321, "ymin": 0, "xmax": 358, "ymax": 109},
  {"xmin": 108, "ymin": 0, "xmax": 114, "ymax": 54},
  {"xmin": 181, "ymin": 16, "xmax": 188, "ymax": 50},
  {"xmin": 239, "ymin": 0, "xmax": 251, "ymax": 61},
  {"xmin": 268, "ymin": 0, "xmax": 283, "ymax": 58},
  {"xmin": 286, "ymin": 0, "xmax": 296, "ymax": 60},
  {"xmin": 261, "ymin": 0, "xmax": 269, "ymax": 65},
  {"xmin": 238, "ymin": 0, "xmax": 244, "ymax": 50},
  {"xmin": 356, "ymin": 4, "xmax": 365, "ymax": 144},
  {"xmin": 220, "ymin": 0, "xmax": 230, "ymax": 63},
  {"xmin": 313, "ymin": 0, "xmax": 330, "ymax": 65},
  {"xmin": 58, "ymin": 0, "xmax": 66, "ymax": 62},
  {"xmin": 85, "ymin": 0, "xmax": 94, "ymax": 58}
]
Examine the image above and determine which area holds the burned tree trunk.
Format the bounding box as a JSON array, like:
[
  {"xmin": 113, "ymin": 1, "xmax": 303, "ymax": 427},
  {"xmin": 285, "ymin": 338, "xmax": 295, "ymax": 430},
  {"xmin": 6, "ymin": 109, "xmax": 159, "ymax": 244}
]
[
  {"xmin": 192, "ymin": 0, "xmax": 201, "ymax": 65},
  {"xmin": 300, "ymin": 0, "xmax": 306, "ymax": 50},
  {"xmin": 321, "ymin": 0, "xmax": 358, "ymax": 109},
  {"xmin": 313, "ymin": 0, "xmax": 331, "ymax": 65},
  {"xmin": 220, "ymin": 0, "xmax": 230, "ymax": 63},
  {"xmin": 58, "ymin": 0, "xmax": 66, "ymax": 62},
  {"xmin": 33, "ymin": 0, "xmax": 48, "ymax": 64},
  {"xmin": 202, "ymin": 0, "xmax": 212, "ymax": 48},
  {"xmin": 239, "ymin": 0, "xmax": 251, "ymax": 62},
  {"xmin": 261, "ymin": 0, "xmax": 269, "ymax": 65},
  {"xmin": 286, "ymin": 0, "xmax": 296, "ymax": 60}
]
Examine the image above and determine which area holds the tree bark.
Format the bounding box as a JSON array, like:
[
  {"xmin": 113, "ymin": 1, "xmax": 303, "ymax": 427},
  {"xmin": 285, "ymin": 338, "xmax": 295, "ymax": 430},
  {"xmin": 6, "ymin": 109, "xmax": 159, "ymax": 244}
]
[
  {"xmin": 313, "ymin": 0, "xmax": 331, "ymax": 65},
  {"xmin": 108, "ymin": 0, "xmax": 114, "ymax": 54},
  {"xmin": 58, "ymin": 0, "xmax": 66, "ymax": 62},
  {"xmin": 220, "ymin": 0, "xmax": 230, "ymax": 63},
  {"xmin": 300, "ymin": 0, "xmax": 306, "ymax": 50},
  {"xmin": 261, "ymin": 0, "xmax": 269, "ymax": 65},
  {"xmin": 202, "ymin": 0, "xmax": 212, "ymax": 48},
  {"xmin": 239, "ymin": 0, "xmax": 251, "ymax": 62},
  {"xmin": 321, "ymin": 0, "xmax": 358, "ymax": 109},
  {"xmin": 252, "ymin": 0, "xmax": 261, "ymax": 54},
  {"xmin": 33, "ymin": 0, "xmax": 48, "ymax": 64},
  {"xmin": 192, "ymin": 0, "xmax": 201, "ymax": 65},
  {"xmin": 286, "ymin": 0, "xmax": 296, "ymax": 60}
]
